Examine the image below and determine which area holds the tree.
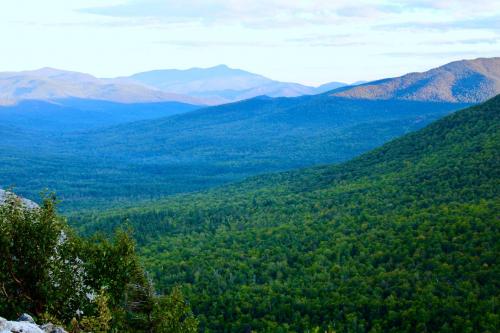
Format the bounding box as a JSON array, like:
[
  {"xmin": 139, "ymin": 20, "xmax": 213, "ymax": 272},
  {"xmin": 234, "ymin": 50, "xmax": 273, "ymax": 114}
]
[
  {"xmin": 152, "ymin": 286, "xmax": 199, "ymax": 333},
  {"xmin": 0, "ymin": 192, "xmax": 199, "ymax": 333}
]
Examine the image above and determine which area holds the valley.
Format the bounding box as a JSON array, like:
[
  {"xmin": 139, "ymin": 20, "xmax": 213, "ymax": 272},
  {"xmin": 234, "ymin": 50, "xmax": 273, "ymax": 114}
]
[{"xmin": 1, "ymin": 53, "xmax": 499, "ymax": 333}]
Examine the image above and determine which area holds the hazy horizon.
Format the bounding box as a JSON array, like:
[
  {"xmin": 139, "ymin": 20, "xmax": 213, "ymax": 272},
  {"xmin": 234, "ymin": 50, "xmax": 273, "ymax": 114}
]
[{"xmin": 1, "ymin": 0, "xmax": 499, "ymax": 86}]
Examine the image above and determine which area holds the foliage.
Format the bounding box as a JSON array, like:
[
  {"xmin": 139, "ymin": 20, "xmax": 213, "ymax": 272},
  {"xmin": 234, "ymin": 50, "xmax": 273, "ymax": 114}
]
[
  {"xmin": 0, "ymin": 194, "xmax": 198, "ymax": 332},
  {"xmin": 0, "ymin": 193, "xmax": 69, "ymax": 317},
  {"xmin": 73, "ymin": 96, "xmax": 500, "ymax": 332},
  {"xmin": 80, "ymin": 288, "xmax": 112, "ymax": 333},
  {"xmin": 152, "ymin": 286, "xmax": 199, "ymax": 333}
]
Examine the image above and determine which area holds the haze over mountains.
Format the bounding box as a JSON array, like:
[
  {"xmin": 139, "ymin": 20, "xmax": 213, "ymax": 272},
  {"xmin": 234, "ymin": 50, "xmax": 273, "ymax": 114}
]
[
  {"xmin": 122, "ymin": 65, "xmax": 349, "ymax": 104},
  {"xmin": 0, "ymin": 67, "xmax": 204, "ymax": 105},
  {"xmin": 2, "ymin": 58, "xmax": 498, "ymax": 210},
  {"xmin": 0, "ymin": 99, "xmax": 199, "ymax": 131},
  {"xmin": 1, "ymin": 57, "xmax": 498, "ymax": 110},
  {"xmin": 0, "ymin": 65, "xmax": 351, "ymax": 107},
  {"xmin": 1, "ymin": 53, "xmax": 499, "ymax": 331}
]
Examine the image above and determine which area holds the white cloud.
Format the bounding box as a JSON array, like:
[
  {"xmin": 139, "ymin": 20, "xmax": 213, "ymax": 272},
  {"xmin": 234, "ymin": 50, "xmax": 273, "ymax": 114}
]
[
  {"xmin": 377, "ymin": 15, "xmax": 500, "ymax": 32},
  {"xmin": 79, "ymin": 0, "xmax": 408, "ymax": 28},
  {"xmin": 1, "ymin": 0, "xmax": 498, "ymax": 83}
]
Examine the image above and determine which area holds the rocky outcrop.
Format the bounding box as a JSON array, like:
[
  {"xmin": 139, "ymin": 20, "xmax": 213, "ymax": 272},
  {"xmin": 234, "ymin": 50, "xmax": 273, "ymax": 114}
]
[
  {"xmin": 0, "ymin": 189, "xmax": 38, "ymax": 209},
  {"xmin": 0, "ymin": 314, "xmax": 67, "ymax": 333}
]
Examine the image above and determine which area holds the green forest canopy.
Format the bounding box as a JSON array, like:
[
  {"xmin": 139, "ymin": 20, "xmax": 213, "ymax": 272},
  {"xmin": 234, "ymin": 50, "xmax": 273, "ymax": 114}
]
[{"xmin": 72, "ymin": 95, "xmax": 500, "ymax": 332}]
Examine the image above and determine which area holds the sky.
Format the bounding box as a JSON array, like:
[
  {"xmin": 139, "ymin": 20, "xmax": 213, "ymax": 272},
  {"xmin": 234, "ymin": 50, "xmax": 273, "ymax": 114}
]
[{"xmin": 0, "ymin": 0, "xmax": 499, "ymax": 86}]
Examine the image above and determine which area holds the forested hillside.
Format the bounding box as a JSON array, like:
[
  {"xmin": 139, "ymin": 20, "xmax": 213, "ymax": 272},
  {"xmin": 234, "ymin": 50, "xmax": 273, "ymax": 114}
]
[
  {"xmin": 0, "ymin": 99, "xmax": 199, "ymax": 131},
  {"xmin": 72, "ymin": 96, "xmax": 500, "ymax": 332},
  {"xmin": 0, "ymin": 96, "xmax": 465, "ymax": 211},
  {"xmin": 332, "ymin": 57, "xmax": 500, "ymax": 103}
]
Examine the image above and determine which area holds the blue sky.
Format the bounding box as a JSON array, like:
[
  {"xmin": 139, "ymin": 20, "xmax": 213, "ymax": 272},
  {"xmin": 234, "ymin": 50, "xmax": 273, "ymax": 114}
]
[{"xmin": 1, "ymin": 0, "xmax": 499, "ymax": 85}]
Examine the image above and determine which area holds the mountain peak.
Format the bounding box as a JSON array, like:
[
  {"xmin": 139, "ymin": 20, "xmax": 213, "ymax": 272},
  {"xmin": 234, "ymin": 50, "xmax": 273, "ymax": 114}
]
[
  {"xmin": 34, "ymin": 66, "xmax": 62, "ymax": 74},
  {"xmin": 126, "ymin": 65, "xmax": 315, "ymax": 103},
  {"xmin": 29, "ymin": 67, "xmax": 95, "ymax": 78},
  {"xmin": 332, "ymin": 57, "xmax": 500, "ymax": 103},
  {"xmin": 211, "ymin": 64, "xmax": 230, "ymax": 69}
]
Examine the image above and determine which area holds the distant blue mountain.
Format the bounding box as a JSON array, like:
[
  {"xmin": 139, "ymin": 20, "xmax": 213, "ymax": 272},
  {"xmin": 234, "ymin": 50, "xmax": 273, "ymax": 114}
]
[
  {"xmin": 0, "ymin": 66, "xmax": 352, "ymax": 106},
  {"xmin": 123, "ymin": 65, "xmax": 320, "ymax": 104},
  {"xmin": 2, "ymin": 58, "xmax": 496, "ymax": 210},
  {"xmin": 0, "ymin": 68, "xmax": 204, "ymax": 105},
  {"xmin": 314, "ymin": 81, "xmax": 348, "ymax": 94},
  {"xmin": 0, "ymin": 99, "xmax": 199, "ymax": 131}
]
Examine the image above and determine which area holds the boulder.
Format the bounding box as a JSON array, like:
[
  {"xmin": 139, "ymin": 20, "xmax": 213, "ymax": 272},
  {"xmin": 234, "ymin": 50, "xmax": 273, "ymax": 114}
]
[
  {"xmin": 0, "ymin": 316, "xmax": 67, "ymax": 333},
  {"xmin": 0, "ymin": 316, "xmax": 43, "ymax": 333},
  {"xmin": 40, "ymin": 323, "xmax": 68, "ymax": 333},
  {"xmin": 17, "ymin": 313, "xmax": 36, "ymax": 324},
  {"xmin": 0, "ymin": 189, "xmax": 38, "ymax": 209}
]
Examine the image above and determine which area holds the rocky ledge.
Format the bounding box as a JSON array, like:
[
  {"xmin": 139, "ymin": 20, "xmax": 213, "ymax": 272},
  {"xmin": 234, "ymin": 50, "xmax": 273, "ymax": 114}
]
[
  {"xmin": 0, "ymin": 314, "xmax": 67, "ymax": 333},
  {"xmin": 0, "ymin": 189, "xmax": 38, "ymax": 209}
]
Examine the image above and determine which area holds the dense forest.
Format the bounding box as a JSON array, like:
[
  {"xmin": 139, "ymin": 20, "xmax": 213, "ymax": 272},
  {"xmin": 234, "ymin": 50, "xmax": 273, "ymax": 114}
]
[
  {"xmin": 71, "ymin": 96, "xmax": 500, "ymax": 332},
  {"xmin": 0, "ymin": 96, "xmax": 465, "ymax": 211}
]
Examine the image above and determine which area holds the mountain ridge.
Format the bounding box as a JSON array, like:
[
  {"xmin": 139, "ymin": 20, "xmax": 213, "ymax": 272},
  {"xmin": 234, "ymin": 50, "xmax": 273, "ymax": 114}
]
[
  {"xmin": 0, "ymin": 99, "xmax": 200, "ymax": 131},
  {"xmin": 0, "ymin": 65, "xmax": 347, "ymax": 106},
  {"xmin": 1, "ymin": 96, "xmax": 464, "ymax": 211},
  {"xmin": 332, "ymin": 57, "xmax": 500, "ymax": 103},
  {"xmin": 122, "ymin": 64, "xmax": 344, "ymax": 104},
  {"xmin": 2, "ymin": 57, "xmax": 498, "ymax": 106},
  {"xmin": 0, "ymin": 68, "xmax": 205, "ymax": 106}
]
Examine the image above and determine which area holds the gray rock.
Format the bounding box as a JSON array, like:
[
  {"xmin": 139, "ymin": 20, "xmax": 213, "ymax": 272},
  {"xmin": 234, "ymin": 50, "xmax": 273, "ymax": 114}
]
[
  {"xmin": 40, "ymin": 323, "xmax": 68, "ymax": 333},
  {"xmin": 0, "ymin": 316, "xmax": 43, "ymax": 333},
  {"xmin": 17, "ymin": 313, "xmax": 36, "ymax": 324},
  {"xmin": 0, "ymin": 315, "xmax": 67, "ymax": 333},
  {"xmin": 0, "ymin": 317, "xmax": 8, "ymax": 331},
  {"xmin": 0, "ymin": 189, "xmax": 38, "ymax": 209}
]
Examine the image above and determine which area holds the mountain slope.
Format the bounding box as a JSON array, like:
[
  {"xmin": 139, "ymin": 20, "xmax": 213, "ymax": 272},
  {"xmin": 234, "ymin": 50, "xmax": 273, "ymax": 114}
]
[
  {"xmin": 0, "ymin": 96, "xmax": 465, "ymax": 211},
  {"xmin": 72, "ymin": 96, "xmax": 500, "ymax": 332},
  {"xmin": 0, "ymin": 99, "xmax": 199, "ymax": 131},
  {"xmin": 124, "ymin": 64, "xmax": 320, "ymax": 104},
  {"xmin": 314, "ymin": 81, "xmax": 348, "ymax": 94},
  {"xmin": 332, "ymin": 57, "xmax": 500, "ymax": 103},
  {"xmin": 2, "ymin": 58, "xmax": 498, "ymax": 210},
  {"xmin": 0, "ymin": 68, "xmax": 204, "ymax": 105}
]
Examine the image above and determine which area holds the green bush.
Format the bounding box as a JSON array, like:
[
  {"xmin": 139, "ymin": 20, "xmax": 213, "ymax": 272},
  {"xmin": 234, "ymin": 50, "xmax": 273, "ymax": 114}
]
[{"xmin": 0, "ymin": 192, "xmax": 198, "ymax": 332}]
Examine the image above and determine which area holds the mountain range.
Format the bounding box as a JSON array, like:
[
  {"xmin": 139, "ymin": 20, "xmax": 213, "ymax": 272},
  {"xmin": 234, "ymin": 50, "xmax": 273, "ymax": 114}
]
[
  {"xmin": 1, "ymin": 96, "xmax": 464, "ymax": 211},
  {"xmin": 121, "ymin": 65, "xmax": 349, "ymax": 104},
  {"xmin": 1, "ymin": 56, "xmax": 499, "ymax": 331},
  {"xmin": 0, "ymin": 65, "xmax": 350, "ymax": 106},
  {"xmin": 0, "ymin": 57, "xmax": 498, "ymax": 211},
  {"xmin": 1, "ymin": 58, "xmax": 498, "ymax": 109},
  {"xmin": 0, "ymin": 67, "xmax": 204, "ymax": 105}
]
